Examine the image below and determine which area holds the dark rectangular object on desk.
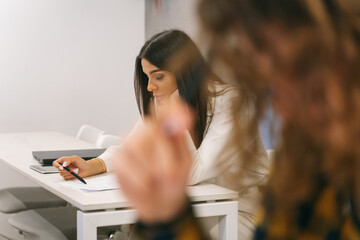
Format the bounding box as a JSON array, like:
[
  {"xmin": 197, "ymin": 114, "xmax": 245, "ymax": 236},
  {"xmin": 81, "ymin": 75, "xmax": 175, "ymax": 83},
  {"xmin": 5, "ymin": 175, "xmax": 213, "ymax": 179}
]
[{"xmin": 32, "ymin": 148, "xmax": 107, "ymax": 166}]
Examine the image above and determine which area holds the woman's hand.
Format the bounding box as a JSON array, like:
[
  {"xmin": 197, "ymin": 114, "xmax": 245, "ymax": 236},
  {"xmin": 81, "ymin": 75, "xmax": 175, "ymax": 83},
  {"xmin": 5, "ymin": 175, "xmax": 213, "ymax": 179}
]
[
  {"xmin": 52, "ymin": 155, "xmax": 98, "ymax": 180},
  {"xmin": 114, "ymin": 100, "xmax": 193, "ymax": 223}
]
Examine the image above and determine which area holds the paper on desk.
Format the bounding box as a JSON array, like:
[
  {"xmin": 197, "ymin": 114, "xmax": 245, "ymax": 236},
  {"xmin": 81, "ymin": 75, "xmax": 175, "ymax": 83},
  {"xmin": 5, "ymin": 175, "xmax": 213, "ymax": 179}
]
[{"xmin": 59, "ymin": 174, "xmax": 120, "ymax": 192}]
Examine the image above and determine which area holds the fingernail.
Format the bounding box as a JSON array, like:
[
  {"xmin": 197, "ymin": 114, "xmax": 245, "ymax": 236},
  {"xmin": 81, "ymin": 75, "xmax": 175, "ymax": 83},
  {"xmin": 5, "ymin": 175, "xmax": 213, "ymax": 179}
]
[
  {"xmin": 74, "ymin": 168, "xmax": 79, "ymax": 174},
  {"xmin": 59, "ymin": 166, "xmax": 63, "ymax": 170},
  {"xmin": 63, "ymin": 161, "xmax": 68, "ymax": 166}
]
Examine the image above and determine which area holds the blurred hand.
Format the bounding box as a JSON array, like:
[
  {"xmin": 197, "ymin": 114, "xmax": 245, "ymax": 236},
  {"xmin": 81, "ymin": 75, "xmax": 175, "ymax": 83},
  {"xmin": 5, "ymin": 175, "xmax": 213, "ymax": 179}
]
[
  {"xmin": 114, "ymin": 100, "xmax": 193, "ymax": 223},
  {"xmin": 53, "ymin": 155, "xmax": 93, "ymax": 180}
]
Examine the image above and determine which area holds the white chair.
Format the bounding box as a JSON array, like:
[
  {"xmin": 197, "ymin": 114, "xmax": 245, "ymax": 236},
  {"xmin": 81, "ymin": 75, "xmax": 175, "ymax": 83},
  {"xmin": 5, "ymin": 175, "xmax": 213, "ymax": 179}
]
[
  {"xmin": 76, "ymin": 124, "xmax": 105, "ymax": 144},
  {"xmin": 0, "ymin": 187, "xmax": 66, "ymax": 214},
  {"xmin": 8, "ymin": 206, "xmax": 77, "ymax": 240},
  {"xmin": 96, "ymin": 134, "xmax": 122, "ymax": 148},
  {"xmin": 0, "ymin": 187, "xmax": 67, "ymax": 239},
  {"xmin": 8, "ymin": 207, "xmax": 129, "ymax": 240}
]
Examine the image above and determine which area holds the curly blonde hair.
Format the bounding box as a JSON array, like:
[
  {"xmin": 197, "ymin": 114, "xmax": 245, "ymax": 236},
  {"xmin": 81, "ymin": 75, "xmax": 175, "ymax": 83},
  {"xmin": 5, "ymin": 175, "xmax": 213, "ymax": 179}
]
[{"xmin": 198, "ymin": 0, "xmax": 360, "ymax": 216}]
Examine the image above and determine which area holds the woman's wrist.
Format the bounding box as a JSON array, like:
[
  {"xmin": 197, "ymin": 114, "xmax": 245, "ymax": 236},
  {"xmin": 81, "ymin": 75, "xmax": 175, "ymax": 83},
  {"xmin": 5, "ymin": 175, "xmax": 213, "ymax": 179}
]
[{"xmin": 86, "ymin": 158, "xmax": 107, "ymax": 176}]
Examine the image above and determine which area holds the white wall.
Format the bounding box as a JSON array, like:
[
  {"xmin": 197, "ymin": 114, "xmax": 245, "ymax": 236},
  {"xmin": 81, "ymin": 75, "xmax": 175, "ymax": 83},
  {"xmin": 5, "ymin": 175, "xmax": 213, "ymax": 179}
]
[
  {"xmin": 145, "ymin": 0, "xmax": 200, "ymax": 40},
  {"xmin": 0, "ymin": 0, "xmax": 144, "ymax": 136},
  {"xmin": 0, "ymin": 1, "xmax": 144, "ymax": 238}
]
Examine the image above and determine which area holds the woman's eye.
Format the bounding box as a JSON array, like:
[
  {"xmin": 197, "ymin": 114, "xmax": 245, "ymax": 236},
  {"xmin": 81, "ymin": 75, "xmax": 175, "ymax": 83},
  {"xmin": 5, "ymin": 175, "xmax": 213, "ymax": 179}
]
[{"xmin": 154, "ymin": 74, "xmax": 163, "ymax": 80}]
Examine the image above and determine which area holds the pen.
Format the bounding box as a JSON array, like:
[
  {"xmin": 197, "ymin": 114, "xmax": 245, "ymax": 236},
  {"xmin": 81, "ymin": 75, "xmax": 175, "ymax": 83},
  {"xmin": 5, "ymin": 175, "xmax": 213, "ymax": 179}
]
[{"xmin": 60, "ymin": 163, "xmax": 87, "ymax": 184}]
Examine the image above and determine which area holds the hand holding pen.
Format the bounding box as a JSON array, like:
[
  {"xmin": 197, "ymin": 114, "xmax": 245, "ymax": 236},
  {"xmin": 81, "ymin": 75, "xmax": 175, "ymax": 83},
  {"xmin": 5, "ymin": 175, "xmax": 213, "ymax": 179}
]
[
  {"xmin": 53, "ymin": 155, "xmax": 90, "ymax": 182},
  {"xmin": 53, "ymin": 155, "xmax": 105, "ymax": 182},
  {"xmin": 59, "ymin": 162, "xmax": 87, "ymax": 184}
]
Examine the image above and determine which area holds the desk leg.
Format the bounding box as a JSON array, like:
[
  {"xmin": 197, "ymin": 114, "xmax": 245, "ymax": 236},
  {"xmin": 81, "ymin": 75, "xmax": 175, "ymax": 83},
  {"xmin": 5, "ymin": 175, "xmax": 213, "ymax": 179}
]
[
  {"xmin": 77, "ymin": 209, "xmax": 137, "ymax": 240},
  {"xmin": 77, "ymin": 211, "xmax": 96, "ymax": 240},
  {"xmin": 193, "ymin": 201, "xmax": 238, "ymax": 240}
]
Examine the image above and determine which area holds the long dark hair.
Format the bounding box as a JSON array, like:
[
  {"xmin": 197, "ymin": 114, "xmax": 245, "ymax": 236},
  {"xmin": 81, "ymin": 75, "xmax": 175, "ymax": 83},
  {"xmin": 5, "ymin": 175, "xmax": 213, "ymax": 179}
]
[{"xmin": 134, "ymin": 30, "xmax": 217, "ymax": 147}]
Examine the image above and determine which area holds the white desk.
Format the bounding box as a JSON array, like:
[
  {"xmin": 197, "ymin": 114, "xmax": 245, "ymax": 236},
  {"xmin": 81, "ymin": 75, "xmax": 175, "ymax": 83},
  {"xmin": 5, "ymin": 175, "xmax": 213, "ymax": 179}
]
[{"xmin": 0, "ymin": 132, "xmax": 238, "ymax": 239}]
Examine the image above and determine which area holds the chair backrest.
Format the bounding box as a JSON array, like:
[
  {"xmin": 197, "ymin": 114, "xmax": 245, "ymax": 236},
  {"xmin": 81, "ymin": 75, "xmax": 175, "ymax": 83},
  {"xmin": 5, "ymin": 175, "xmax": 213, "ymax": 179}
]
[
  {"xmin": 96, "ymin": 134, "xmax": 122, "ymax": 148},
  {"xmin": 76, "ymin": 124, "xmax": 105, "ymax": 144}
]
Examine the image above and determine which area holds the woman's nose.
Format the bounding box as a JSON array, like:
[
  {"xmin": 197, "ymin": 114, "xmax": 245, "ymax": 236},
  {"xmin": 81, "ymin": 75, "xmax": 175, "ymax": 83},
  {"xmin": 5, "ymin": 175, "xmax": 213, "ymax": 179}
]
[{"xmin": 147, "ymin": 80, "xmax": 157, "ymax": 92}]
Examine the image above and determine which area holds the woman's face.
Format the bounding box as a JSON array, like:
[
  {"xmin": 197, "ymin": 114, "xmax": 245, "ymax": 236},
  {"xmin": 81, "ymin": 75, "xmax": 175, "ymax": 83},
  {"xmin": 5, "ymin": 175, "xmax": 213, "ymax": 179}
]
[{"xmin": 141, "ymin": 58, "xmax": 178, "ymax": 105}]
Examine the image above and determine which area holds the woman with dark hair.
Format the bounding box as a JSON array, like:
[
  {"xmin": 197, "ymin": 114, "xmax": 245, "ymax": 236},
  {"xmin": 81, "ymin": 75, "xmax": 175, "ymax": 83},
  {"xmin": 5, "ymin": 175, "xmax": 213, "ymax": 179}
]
[
  {"xmin": 53, "ymin": 29, "xmax": 268, "ymax": 238},
  {"xmin": 114, "ymin": 0, "xmax": 360, "ymax": 239},
  {"xmin": 133, "ymin": 29, "xmax": 211, "ymax": 149}
]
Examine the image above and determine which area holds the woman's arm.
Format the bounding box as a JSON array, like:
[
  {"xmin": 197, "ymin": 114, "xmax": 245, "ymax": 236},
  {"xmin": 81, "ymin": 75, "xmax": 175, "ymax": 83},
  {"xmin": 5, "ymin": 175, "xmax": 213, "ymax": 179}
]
[{"xmin": 52, "ymin": 156, "xmax": 106, "ymax": 179}]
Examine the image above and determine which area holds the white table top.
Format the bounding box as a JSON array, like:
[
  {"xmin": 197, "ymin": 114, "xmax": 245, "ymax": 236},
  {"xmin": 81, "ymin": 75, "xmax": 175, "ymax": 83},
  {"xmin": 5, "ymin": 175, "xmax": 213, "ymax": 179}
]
[{"xmin": 0, "ymin": 132, "xmax": 238, "ymax": 211}]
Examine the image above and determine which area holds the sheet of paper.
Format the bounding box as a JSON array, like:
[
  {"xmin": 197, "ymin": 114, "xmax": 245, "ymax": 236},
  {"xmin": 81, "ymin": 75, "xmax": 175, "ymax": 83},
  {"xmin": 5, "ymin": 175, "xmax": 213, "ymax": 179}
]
[{"xmin": 59, "ymin": 174, "xmax": 120, "ymax": 192}]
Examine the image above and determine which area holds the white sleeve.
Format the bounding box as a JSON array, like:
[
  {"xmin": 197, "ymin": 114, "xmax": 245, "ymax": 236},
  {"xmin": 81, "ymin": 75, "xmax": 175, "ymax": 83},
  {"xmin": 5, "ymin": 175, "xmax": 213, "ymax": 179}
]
[
  {"xmin": 187, "ymin": 89, "xmax": 241, "ymax": 185},
  {"xmin": 98, "ymin": 119, "xmax": 143, "ymax": 172},
  {"xmin": 97, "ymin": 145, "xmax": 120, "ymax": 172}
]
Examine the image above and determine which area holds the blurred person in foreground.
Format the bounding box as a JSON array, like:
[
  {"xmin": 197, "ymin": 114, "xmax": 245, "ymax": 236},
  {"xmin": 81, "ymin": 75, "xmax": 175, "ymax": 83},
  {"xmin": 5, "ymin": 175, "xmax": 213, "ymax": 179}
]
[{"xmin": 115, "ymin": 0, "xmax": 360, "ymax": 239}]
